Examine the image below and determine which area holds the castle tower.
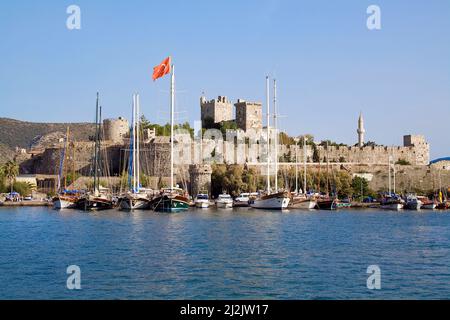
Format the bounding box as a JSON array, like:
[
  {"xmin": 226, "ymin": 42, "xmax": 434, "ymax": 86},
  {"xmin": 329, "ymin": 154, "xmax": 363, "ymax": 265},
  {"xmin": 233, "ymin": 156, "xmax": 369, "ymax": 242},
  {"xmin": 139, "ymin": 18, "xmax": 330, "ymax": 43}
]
[
  {"xmin": 200, "ymin": 95, "xmax": 233, "ymax": 128},
  {"xmin": 234, "ymin": 99, "xmax": 263, "ymax": 132},
  {"xmin": 357, "ymin": 112, "xmax": 365, "ymax": 147},
  {"xmin": 103, "ymin": 117, "xmax": 129, "ymax": 144}
]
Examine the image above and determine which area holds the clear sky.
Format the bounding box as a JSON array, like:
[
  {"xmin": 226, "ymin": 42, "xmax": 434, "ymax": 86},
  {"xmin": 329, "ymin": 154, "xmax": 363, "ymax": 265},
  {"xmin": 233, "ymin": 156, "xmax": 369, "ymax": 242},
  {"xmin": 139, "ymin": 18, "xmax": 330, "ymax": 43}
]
[{"xmin": 0, "ymin": 0, "xmax": 449, "ymax": 159}]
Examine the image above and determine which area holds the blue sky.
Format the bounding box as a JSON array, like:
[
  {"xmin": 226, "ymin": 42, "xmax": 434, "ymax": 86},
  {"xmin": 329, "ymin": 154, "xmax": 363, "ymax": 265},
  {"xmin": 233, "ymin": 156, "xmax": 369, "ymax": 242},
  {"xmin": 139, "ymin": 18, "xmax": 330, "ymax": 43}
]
[{"xmin": 0, "ymin": 0, "xmax": 449, "ymax": 159}]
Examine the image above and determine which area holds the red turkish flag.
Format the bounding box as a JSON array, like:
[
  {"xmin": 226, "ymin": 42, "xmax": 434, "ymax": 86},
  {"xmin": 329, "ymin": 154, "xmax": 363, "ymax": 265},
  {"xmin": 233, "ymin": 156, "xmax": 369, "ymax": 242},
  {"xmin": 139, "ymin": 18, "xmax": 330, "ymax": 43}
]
[{"xmin": 152, "ymin": 57, "xmax": 171, "ymax": 81}]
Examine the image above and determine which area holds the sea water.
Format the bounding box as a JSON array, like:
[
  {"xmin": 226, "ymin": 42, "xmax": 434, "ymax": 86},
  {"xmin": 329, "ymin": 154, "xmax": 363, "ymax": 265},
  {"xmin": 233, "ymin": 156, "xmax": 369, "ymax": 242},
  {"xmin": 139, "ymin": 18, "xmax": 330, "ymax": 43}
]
[{"xmin": 0, "ymin": 207, "xmax": 449, "ymax": 299}]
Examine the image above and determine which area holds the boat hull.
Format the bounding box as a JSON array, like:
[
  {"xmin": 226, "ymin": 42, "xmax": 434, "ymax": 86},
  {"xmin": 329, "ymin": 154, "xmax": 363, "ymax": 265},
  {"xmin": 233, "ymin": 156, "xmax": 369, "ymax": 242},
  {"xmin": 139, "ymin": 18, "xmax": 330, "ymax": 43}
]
[
  {"xmin": 195, "ymin": 201, "xmax": 210, "ymax": 208},
  {"xmin": 53, "ymin": 197, "xmax": 77, "ymax": 209},
  {"xmin": 250, "ymin": 195, "xmax": 290, "ymax": 210},
  {"xmin": 216, "ymin": 201, "xmax": 233, "ymax": 208},
  {"xmin": 290, "ymin": 199, "xmax": 317, "ymax": 210},
  {"xmin": 119, "ymin": 197, "xmax": 150, "ymax": 210},
  {"xmin": 316, "ymin": 199, "xmax": 338, "ymax": 210},
  {"xmin": 76, "ymin": 196, "xmax": 114, "ymax": 211},
  {"xmin": 436, "ymin": 203, "xmax": 448, "ymax": 210},
  {"xmin": 405, "ymin": 201, "xmax": 422, "ymax": 210},
  {"xmin": 422, "ymin": 203, "xmax": 437, "ymax": 210},
  {"xmin": 150, "ymin": 195, "xmax": 190, "ymax": 212}
]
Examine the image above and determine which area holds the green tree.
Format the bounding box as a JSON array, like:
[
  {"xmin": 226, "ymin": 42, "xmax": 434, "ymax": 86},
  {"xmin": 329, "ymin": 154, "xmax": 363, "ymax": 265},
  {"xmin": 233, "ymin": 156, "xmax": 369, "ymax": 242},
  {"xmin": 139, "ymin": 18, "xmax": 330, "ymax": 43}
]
[
  {"xmin": 312, "ymin": 143, "xmax": 320, "ymax": 163},
  {"xmin": 395, "ymin": 159, "xmax": 411, "ymax": 166},
  {"xmin": 351, "ymin": 176, "xmax": 375, "ymax": 200},
  {"xmin": 0, "ymin": 161, "xmax": 19, "ymax": 194}
]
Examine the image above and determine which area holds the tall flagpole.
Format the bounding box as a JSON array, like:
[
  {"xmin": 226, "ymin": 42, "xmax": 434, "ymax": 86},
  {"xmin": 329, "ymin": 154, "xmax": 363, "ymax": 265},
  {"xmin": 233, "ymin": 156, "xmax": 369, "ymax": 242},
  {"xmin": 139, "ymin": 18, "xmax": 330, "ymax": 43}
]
[
  {"xmin": 266, "ymin": 76, "xmax": 270, "ymax": 194},
  {"xmin": 170, "ymin": 63, "xmax": 175, "ymax": 190}
]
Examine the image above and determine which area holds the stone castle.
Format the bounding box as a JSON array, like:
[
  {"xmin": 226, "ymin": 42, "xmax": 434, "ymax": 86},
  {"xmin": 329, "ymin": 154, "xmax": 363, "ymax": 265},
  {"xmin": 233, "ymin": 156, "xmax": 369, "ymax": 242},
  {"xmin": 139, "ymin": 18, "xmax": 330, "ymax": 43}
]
[
  {"xmin": 199, "ymin": 95, "xmax": 430, "ymax": 166},
  {"xmin": 200, "ymin": 95, "xmax": 263, "ymax": 132},
  {"xmin": 13, "ymin": 95, "xmax": 434, "ymax": 195}
]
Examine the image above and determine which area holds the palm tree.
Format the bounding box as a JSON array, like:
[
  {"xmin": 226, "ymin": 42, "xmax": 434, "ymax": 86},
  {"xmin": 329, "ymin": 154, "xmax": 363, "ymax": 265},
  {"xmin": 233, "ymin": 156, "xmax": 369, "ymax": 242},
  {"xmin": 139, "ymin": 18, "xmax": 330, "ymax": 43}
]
[{"xmin": 1, "ymin": 161, "xmax": 19, "ymax": 194}]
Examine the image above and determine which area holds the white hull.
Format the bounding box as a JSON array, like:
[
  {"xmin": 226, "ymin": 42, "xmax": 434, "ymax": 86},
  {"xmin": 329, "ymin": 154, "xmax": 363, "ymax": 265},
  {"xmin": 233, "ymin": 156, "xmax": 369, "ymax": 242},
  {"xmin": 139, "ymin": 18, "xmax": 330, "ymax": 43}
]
[
  {"xmin": 195, "ymin": 200, "xmax": 210, "ymax": 208},
  {"xmin": 53, "ymin": 199, "xmax": 77, "ymax": 209},
  {"xmin": 291, "ymin": 200, "xmax": 317, "ymax": 210},
  {"xmin": 216, "ymin": 201, "xmax": 233, "ymax": 208},
  {"xmin": 422, "ymin": 203, "xmax": 437, "ymax": 210},
  {"xmin": 251, "ymin": 196, "xmax": 290, "ymax": 210},
  {"xmin": 381, "ymin": 203, "xmax": 404, "ymax": 210}
]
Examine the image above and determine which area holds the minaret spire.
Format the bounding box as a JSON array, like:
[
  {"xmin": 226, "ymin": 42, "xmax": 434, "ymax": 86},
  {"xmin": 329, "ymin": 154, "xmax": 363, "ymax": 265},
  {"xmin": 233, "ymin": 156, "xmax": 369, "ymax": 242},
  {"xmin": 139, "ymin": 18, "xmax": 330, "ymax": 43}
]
[{"xmin": 357, "ymin": 112, "xmax": 365, "ymax": 147}]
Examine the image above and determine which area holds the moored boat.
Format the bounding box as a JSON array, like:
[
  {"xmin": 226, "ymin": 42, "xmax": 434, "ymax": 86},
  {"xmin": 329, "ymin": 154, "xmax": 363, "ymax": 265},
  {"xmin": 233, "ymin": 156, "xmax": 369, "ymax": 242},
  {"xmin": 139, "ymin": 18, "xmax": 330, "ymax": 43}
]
[
  {"xmin": 405, "ymin": 194, "xmax": 422, "ymax": 210},
  {"xmin": 119, "ymin": 192, "xmax": 151, "ymax": 210},
  {"xmin": 316, "ymin": 197, "xmax": 339, "ymax": 210},
  {"xmin": 233, "ymin": 193, "xmax": 250, "ymax": 207},
  {"xmin": 290, "ymin": 194, "xmax": 317, "ymax": 209},
  {"xmin": 150, "ymin": 188, "xmax": 190, "ymax": 212},
  {"xmin": 250, "ymin": 191, "xmax": 290, "ymax": 210},
  {"xmin": 76, "ymin": 192, "xmax": 114, "ymax": 211},
  {"xmin": 53, "ymin": 190, "xmax": 82, "ymax": 209},
  {"xmin": 418, "ymin": 196, "xmax": 436, "ymax": 210},
  {"xmin": 194, "ymin": 193, "xmax": 210, "ymax": 208},
  {"xmin": 216, "ymin": 194, "xmax": 233, "ymax": 208},
  {"xmin": 380, "ymin": 194, "xmax": 404, "ymax": 210}
]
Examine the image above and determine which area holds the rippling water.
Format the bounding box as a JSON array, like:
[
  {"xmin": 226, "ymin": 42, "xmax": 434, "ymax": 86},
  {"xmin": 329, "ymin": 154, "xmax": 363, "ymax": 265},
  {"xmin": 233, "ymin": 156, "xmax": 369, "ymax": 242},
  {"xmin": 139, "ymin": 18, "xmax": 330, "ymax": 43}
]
[{"xmin": 0, "ymin": 207, "xmax": 449, "ymax": 299}]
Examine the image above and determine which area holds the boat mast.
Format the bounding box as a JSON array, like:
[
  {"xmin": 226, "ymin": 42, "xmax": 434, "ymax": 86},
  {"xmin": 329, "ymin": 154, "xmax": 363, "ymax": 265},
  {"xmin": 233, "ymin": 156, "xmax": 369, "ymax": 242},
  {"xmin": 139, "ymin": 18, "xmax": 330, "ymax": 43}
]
[
  {"xmin": 388, "ymin": 154, "xmax": 392, "ymax": 195},
  {"xmin": 97, "ymin": 105, "xmax": 102, "ymax": 195},
  {"xmin": 392, "ymin": 148, "xmax": 396, "ymax": 194},
  {"xmin": 266, "ymin": 76, "xmax": 270, "ymax": 194},
  {"xmin": 303, "ymin": 137, "xmax": 307, "ymax": 194},
  {"xmin": 136, "ymin": 93, "xmax": 140, "ymax": 192},
  {"xmin": 170, "ymin": 63, "xmax": 175, "ymax": 190},
  {"xmin": 295, "ymin": 145, "xmax": 298, "ymax": 194},
  {"xmin": 94, "ymin": 92, "xmax": 100, "ymax": 195},
  {"xmin": 326, "ymin": 141, "xmax": 329, "ymax": 196},
  {"xmin": 132, "ymin": 94, "xmax": 136, "ymax": 192},
  {"xmin": 273, "ymin": 79, "xmax": 278, "ymax": 192},
  {"xmin": 64, "ymin": 127, "xmax": 70, "ymax": 190}
]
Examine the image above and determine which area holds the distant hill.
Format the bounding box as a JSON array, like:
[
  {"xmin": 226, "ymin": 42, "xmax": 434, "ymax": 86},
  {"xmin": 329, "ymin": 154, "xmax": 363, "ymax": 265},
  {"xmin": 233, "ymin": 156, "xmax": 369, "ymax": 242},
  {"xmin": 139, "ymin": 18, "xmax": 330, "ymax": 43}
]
[{"xmin": 0, "ymin": 118, "xmax": 96, "ymax": 149}]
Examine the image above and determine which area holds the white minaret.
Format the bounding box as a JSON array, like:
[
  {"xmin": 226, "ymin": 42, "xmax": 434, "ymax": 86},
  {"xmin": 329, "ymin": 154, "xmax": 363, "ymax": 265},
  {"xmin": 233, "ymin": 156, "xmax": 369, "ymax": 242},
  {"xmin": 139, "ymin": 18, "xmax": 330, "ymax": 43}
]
[{"xmin": 357, "ymin": 112, "xmax": 365, "ymax": 147}]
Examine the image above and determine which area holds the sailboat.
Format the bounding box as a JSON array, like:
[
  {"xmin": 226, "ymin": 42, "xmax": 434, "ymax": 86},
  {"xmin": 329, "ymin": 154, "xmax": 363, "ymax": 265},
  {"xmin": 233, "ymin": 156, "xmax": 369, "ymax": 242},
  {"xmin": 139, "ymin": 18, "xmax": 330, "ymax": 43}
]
[
  {"xmin": 436, "ymin": 171, "xmax": 448, "ymax": 210},
  {"xmin": 380, "ymin": 154, "xmax": 404, "ymax": 210},
  {"xmin": 290, "ymin": 139, "xmax": 317, "ymax": 209},
  {"xmin": 250, "ymin": 77, "xmax": 290, "ymax": 210},
  {"xmin": 316, "ymin": 141, "xmax": 340, "ymax": 210},
  {"xmin": 76, "ymin": 93, "xmax": 114, "ymax": 211},
  {"xmin": 118, "ymin": 94, "xmax": 152, "ymax": 210},
  {"xmin": 53, "ymin": 127, "xmax": 82, "ymax": 209},
  {"xmin": 148, "ymin": 59, "xmax": 190, "ymax": 212}
]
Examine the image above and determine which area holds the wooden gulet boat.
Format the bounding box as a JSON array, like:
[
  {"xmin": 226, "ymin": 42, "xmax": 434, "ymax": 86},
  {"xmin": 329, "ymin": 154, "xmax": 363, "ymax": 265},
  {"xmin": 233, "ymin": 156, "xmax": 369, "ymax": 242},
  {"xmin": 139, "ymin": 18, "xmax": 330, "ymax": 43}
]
[
  {"xmin": 250, "ymin": 77, "xmax": 290, "ymax": 210},
  {"xmin": 149, "ymin": 60, "xmax": 189, "ymax": 213},
  {"xmin": 53, "ymin": 127, "xmax": 81, "ymax": 209},
  {"xmin": 76, "ymin": 93, "xmax": 114, "ymax": 211},
  {"xmin": 118, "ymin": 93, "xmax": 151, "ymax": 211}
]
